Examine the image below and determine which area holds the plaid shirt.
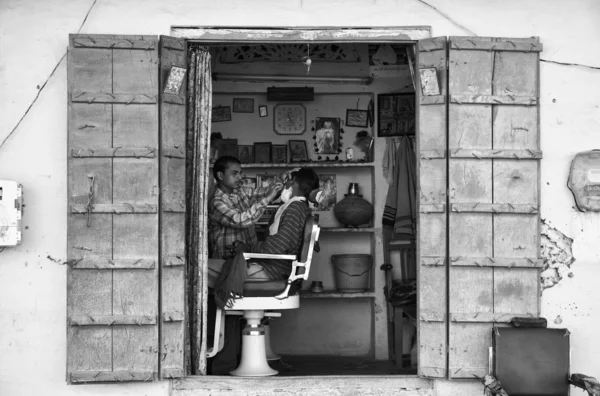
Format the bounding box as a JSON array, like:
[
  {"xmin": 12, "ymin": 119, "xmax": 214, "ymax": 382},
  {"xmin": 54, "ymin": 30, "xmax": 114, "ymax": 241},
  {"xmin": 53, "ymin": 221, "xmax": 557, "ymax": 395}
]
[{"xmin": 208, "ymin": 185, "xmax": 272, "ymax": 259}]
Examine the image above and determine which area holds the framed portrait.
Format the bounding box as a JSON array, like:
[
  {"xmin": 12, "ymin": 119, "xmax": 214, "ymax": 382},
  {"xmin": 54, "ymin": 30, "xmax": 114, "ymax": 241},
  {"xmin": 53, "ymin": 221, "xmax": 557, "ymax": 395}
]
[
  {"xmin": 240, "ymin": 176, "xmax": 257, "ymax": 191},
  {"xmin": 272, "ymin": 145, "xmax": 287, "ymax": 164},
  {"xmin": 237, "ymin": 145, "xmax": 254, "ymax": 164},
  {"xmin": 253, "ymin": 142, "xmax": 272, "ymax": 164},
  {"xmin": 256, "ymin": 174, "xmax": 279, "ymax": 189},
  {"xmin": 314, "ymin": 117, "xmax": 341, "ymax": 155},
  {"xmin": 259, "ymin": 105, "xmax": 268, "ymax": 117},
  {"xmin": 233, "ymin": 98, "xmax": 254, "ymax": 113},
  {"xmin": 214, "ymin": 139, "xmax": 238, "ymax": 158},
  {"xmin": 346, "ymin": 109, "xmax": 369, "ymax": 128},
  {"xmin": 311, "ymin": 174, "xmax": 337, "ymax": 212},
  {"xmin": 212, "ymin": 106, "xmax": 231, "ymax": 123},
  {"xmin": 289, "ymin": 140, "xmax": 308, "ymax": 163},
  {"xmin": 377, "ymin": 93, "xmax": 415, "ymax": 137},
  {"xmin": 163, "ymin": 66, "xmax": 186, "ymax": 95}
]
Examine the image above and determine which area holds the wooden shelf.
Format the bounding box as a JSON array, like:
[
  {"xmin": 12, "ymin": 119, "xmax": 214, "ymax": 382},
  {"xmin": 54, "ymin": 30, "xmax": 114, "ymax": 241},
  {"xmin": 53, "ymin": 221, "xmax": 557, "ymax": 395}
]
[
  {"xmin": 300, "ymin": 291, "xmax": 376, "ymax": 299},
  {"xmin": 320, "ymin": 227, "xmax": 374, "ymax": 233},
  {"xmin": 232, "ymin": 162, "xmax": 374, "ymax": 168}
]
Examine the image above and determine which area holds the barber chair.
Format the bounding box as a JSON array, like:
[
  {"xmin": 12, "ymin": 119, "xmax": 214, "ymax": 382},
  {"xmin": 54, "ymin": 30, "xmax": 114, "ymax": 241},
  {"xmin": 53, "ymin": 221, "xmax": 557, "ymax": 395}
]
[
  {"xmin": 207, "ymin": 215, "xmax": 321, "ymax": 376},
  {"xmin": 486, "ymin": 319, "xmax": 599, "ymax": 395}
]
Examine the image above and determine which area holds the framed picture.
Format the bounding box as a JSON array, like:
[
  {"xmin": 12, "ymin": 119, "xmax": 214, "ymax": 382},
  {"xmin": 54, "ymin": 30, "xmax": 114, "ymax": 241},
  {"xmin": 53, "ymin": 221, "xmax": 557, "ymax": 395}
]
[
  {"xmin": 256, "ymin": 174, "xmax": 279, "ymax": 189},
  {"xmin": 212, "ymin": 106, "xmax": 231, "ymax": 123},
  {"xmin": 253, "ymin": 142, "xmax": 272, "ymax": 163},
  {"xmin": 311, "ymin": 174, "xmax": 337, "ymax": 212},
  {"xmin": 272, "ymin": 145, "xmax": 287, "ymax": 164},
  {"xmin": 377, "ymin": 93, "xmax": 415, "ymax": 137},
  {"xmin": 419, "ymin": 68, "xmax": 440, "ymax": 96},
  {"xmin": 163, "ymin": 66, "xmax": 186, "ymax": 95},
  {"xmin": 233, "ymin": 98, "xmax": 254, "ymax": 113},
  {"xmin": 259, "ymin": 105, "xmax": 268, "ymax": 117},
  {"xmin": 240, "ymin": 176, "xmax": 257, "ymax": 191},
  {"xmin": 346, "ymin": 109, "xmax": 369, "ymax": 128},
  {"xmin": 238, "ymin": 145, "xmax": 254, "ymax": 164},
  {"xmin": 314, "ymin": 117, "xmax": 341, "ymax": 155},
  {"xmin": 289, "ymin": 140, "xmax": 308, "ymax": 163},
  {"xmin": 214, "ymin": 139, "xmax": 238, "ymax": 158}
]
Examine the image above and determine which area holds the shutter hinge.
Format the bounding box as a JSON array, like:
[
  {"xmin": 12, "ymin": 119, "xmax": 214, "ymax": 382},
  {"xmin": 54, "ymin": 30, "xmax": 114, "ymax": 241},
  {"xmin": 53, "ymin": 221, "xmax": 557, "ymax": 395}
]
[{"xmin": 446, "ymin": 59, "xmax": 449, "ymax": 69}]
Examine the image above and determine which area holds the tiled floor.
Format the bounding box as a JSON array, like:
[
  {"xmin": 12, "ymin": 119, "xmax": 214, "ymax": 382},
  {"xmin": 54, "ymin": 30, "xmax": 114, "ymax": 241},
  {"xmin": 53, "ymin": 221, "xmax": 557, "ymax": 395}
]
[{"xmin": 270, "ymin": 355, "xmax": 418, "ymax": 376}]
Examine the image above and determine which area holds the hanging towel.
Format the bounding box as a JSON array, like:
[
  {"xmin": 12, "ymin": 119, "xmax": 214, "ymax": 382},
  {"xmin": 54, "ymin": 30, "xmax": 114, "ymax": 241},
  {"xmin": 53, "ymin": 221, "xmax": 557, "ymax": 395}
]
[
  {"xmin": 382, "ymin": 138, "xmax": 396, "ymax": 185},
  {"xmin": 383, "ymin": 137, "xmax": 417, "ymax": 236},
  {"xmin": 213, "ymin": 252, "xmax": 248, "ymax": 309}
]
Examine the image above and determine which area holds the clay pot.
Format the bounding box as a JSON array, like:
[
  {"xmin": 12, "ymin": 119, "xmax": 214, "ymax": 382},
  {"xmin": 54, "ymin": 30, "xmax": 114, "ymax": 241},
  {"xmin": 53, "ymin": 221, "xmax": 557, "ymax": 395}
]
[{"xmin": 333, "ymin": 183, "xmax": 373, "ymax": 227}]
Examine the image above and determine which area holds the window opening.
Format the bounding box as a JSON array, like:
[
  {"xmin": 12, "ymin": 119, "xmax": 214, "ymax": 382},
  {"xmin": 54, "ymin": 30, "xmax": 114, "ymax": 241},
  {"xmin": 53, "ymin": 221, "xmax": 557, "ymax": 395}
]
[{"xmin": 189, "ymin": 39, "xmax": 420, "ymax": 377}]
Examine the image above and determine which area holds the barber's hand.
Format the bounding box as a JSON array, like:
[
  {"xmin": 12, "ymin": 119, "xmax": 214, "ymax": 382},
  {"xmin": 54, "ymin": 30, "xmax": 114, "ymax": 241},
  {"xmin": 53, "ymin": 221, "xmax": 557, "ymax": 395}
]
[
  {"xmin": 278, "ymin": 168, "xmax": 301, "ymax": 183},
  {"xmin": 268, "ymin": 182, "xmax": 284, "ymax": 201}
]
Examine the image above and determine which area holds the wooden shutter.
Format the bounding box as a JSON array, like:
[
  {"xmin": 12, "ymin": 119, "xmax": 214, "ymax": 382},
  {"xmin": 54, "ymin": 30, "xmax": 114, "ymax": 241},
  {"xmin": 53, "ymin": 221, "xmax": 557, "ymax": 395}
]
[
  {"xmin": 416, "ymin": 37, "xmax": 448, "ymax": 378},
  {"xmin": 67, "ymin": 34, "xmax": 161, "ymax": 383},
  {"xmin": 158, "ymin": 36, "xmax": 187, "ymax": 379},
  {"xmin": 447, "ymin": 36, "xmax": 542, "ymax": 378}
]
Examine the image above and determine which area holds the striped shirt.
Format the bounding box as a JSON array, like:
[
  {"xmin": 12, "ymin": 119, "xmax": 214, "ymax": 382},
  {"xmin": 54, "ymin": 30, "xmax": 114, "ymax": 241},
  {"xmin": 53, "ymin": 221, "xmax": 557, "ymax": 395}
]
[
  {"xmin": 251, "ymin": 200, "xmax": 311, "ymax": 280},
  {"xmin": 208, "ymin": 186, "xmax": 272, "ymax": 259}
]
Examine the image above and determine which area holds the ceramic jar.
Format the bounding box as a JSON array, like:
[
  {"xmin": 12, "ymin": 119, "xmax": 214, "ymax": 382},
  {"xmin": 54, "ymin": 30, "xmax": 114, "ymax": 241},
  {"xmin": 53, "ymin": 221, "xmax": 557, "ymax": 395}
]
[{"xmin": 333, "ymin": 183, "xmax": 374, "ymax": 227}]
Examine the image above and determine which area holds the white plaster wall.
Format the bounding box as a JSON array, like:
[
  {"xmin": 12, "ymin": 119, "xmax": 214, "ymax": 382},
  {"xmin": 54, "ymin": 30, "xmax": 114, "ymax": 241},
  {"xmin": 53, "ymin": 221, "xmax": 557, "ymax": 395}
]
[{"xmin": 1, "ymin": 0, "xmax": 599, "ymax": 395}]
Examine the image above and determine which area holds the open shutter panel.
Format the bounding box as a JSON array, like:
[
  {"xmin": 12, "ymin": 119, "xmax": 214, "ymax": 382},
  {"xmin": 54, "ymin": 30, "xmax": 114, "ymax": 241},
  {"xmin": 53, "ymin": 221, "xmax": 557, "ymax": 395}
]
[
  {"xmin": 447, "ymin": 36, "xmax": 542, "ymax": 379},
  {"xmin": 67, "ymin": 34, "xmax": 160, "ymax": 383},
  {"xmin": 417, "ymin": 37, "xmax": 448, "ymax": 378},
  {"xmin": 159, "ymin": 36, "xmax": 187, "ymax": 379}
]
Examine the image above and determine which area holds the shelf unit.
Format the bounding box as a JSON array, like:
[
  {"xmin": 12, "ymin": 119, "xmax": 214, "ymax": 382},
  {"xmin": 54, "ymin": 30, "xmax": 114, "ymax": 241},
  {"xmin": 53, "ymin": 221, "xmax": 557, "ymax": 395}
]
[
  {"xmin": 238, "ymin": 162, "xmax": 375, "ymax": 168},
  {"xmin": 300, "ymin": 291, "xmax": 376, "ymax": 299},
  {"xmin": 321, "ymin": 227, "xmax": 374, "ymax": 232},
  {"xmin": 209, "ymin": 162, "xmax": 374, "ymax": 169}
]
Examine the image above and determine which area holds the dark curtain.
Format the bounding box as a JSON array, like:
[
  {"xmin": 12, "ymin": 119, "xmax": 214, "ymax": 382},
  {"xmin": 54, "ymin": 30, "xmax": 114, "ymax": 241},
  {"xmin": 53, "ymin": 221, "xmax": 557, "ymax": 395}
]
[{"xmin": 186, "ymin": 44, "xmax": 212, "ymax": 375}]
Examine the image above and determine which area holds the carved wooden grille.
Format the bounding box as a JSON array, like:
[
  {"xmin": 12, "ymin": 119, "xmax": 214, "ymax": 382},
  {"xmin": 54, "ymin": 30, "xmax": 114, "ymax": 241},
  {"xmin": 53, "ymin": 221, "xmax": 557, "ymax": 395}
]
[{"xmin": 218, "ymin": 44, "xmax": 361, "ymax": 63}]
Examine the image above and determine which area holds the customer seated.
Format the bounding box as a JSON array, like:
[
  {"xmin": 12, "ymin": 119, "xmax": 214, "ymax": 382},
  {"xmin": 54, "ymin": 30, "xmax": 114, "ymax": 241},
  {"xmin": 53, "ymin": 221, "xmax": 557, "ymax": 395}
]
[{"xmin": 208, "ymin": 167, "xmax": 322, "ymax": 300}]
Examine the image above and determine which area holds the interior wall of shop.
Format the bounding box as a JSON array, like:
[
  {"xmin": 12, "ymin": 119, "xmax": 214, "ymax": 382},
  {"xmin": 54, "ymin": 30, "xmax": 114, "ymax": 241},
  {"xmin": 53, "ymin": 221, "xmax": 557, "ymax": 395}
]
[
  {"xmin": 211, "ymin": 53, "xmax": 411, "ymax": 354},
  {"xmin": 1, "ymin": 0, "xmax": 599, "ymax": 395}
]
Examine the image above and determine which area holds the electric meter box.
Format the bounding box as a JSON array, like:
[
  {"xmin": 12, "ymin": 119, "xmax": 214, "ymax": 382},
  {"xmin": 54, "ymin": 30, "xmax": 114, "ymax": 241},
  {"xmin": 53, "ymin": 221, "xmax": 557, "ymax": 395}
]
[{"xmin": 0, "ymin": 180, "xmax": 23, "ymax": 246}]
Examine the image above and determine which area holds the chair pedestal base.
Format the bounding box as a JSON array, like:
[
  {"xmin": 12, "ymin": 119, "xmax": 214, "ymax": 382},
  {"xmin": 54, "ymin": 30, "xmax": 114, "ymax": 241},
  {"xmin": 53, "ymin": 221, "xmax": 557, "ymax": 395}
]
[
  {"xmin": 264, "ymin": 323, "xmax": 281, "ymax": 361},
  {"xmin": 230, "ymin": 310, "xmax": 278, "ymax": 377}
]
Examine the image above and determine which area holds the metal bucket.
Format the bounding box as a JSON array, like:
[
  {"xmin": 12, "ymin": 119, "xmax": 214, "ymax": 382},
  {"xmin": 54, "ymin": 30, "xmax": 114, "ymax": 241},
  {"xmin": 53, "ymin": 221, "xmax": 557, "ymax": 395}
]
[{"xmin": 331, "ymin": 254, "xmax": 372, "ymax": 292}]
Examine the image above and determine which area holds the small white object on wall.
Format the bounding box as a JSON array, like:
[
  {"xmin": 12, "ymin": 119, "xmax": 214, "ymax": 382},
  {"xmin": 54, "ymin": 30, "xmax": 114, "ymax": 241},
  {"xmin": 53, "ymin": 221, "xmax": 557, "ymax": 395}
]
[{"xmin": 0, "ymin": 180, "xmax": 23, "ymax": 246}]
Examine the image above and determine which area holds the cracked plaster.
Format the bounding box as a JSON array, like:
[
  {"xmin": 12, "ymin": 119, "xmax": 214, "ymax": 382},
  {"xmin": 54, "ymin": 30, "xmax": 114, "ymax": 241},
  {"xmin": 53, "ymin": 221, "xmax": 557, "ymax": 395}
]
[{"xmin": 540, "ymin": 219, "xmax": 575, "ymax": 290}]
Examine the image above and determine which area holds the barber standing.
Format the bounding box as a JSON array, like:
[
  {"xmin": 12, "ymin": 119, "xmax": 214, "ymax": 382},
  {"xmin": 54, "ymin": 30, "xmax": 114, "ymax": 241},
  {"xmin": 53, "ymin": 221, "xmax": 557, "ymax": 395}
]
[{"xmin": 208, "ymin": 155, "xmax": 292, "ymax": 259}]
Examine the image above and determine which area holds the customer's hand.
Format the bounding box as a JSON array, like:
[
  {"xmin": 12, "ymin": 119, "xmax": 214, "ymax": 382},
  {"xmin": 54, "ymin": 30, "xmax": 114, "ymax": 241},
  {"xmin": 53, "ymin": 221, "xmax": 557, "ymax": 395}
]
[{"xmin": 233, "ymin": 241, "xmax": 250, "ymax": 254}]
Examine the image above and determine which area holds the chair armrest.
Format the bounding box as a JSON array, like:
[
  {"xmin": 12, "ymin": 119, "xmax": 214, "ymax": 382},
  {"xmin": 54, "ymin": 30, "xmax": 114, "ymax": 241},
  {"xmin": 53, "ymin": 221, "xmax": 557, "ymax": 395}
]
[
  {"xmin": 570, "ymin": 373, "xmax": 600, "ymax": 395},
  {"xmin": 243, "ymin": 253, "xmax": 297, "ymax": 261}
]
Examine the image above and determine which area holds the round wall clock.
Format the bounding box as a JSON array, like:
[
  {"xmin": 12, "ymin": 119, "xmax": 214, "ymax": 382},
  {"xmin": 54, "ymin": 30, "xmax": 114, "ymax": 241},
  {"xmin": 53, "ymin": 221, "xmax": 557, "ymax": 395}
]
[{"xmin": 273, "ymin": 103, "xmax": 306, "ymax": 135}]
